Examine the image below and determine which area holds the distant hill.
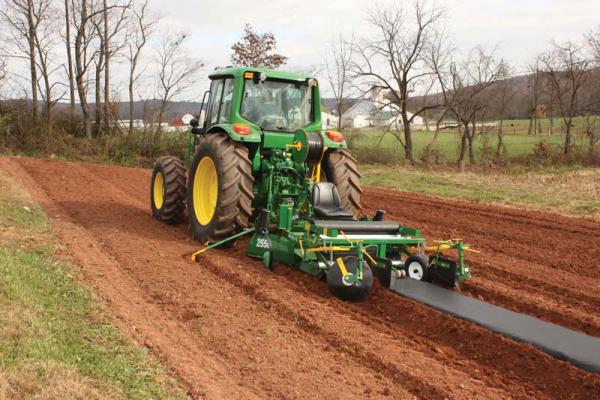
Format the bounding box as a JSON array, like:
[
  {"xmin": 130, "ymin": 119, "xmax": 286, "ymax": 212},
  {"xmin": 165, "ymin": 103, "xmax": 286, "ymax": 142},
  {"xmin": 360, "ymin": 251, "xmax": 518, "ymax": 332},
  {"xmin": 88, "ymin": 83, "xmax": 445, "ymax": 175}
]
[{"xmin": 38, "ymin": 99, "xmax": 340, "ymax": 120}]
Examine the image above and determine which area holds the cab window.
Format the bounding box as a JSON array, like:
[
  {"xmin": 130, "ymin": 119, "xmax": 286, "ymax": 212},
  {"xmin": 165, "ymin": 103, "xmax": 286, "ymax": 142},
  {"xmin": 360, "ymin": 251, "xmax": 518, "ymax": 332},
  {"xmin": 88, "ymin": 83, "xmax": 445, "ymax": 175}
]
[
  {"xmin": 218, "ymin": 79, "xmax": 234, "ymax": 123},
  {"xmin": 206, "ymin": 79, "xmax": 221, "ymax": 126},
  {"xmin": 240, "ymin": 79, "xmax": 313, "ymax": 132}
]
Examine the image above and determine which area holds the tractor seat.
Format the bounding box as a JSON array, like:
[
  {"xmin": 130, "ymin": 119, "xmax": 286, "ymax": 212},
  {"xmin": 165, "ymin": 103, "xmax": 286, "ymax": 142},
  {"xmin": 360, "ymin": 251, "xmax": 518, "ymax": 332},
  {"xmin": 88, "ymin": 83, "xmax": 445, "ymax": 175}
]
[{"xmin": 311, "ymin": 182, "xmax": 354, "ymax": 219}]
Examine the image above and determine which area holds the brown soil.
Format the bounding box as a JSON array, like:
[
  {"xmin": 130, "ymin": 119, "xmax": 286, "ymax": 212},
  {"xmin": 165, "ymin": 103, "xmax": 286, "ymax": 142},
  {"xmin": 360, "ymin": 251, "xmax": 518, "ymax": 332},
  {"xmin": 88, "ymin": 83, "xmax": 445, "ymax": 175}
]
[{"xmin": 3, "ymin": 156, "xmax": 599, "ymax": 400}]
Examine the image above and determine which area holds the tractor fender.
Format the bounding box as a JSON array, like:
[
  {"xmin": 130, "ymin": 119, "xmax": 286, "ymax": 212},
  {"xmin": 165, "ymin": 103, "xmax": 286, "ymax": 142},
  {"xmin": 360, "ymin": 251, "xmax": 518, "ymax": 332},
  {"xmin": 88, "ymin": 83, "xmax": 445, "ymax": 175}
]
[
  {"xmin": 319, "ymin": 130, "xmax": 348, "ymax": 150},
  {"xmin": 207, "ymin": 124, "xmax": 261, "ymax": 143}
]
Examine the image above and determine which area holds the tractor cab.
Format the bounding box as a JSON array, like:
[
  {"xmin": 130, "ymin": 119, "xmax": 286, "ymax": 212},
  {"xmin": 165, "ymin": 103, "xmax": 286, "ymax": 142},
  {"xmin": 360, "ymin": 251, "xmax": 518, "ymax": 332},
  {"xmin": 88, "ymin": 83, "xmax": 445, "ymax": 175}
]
[{"xmin": 190, "ymin": 68, "xmax": 322, "ymax": 141}]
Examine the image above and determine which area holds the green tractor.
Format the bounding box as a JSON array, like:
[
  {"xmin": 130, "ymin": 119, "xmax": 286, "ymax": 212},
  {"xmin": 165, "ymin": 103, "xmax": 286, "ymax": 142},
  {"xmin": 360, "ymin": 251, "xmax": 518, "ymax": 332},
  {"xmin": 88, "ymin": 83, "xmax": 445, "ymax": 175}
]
[{"xmin": 150, "ymin": 67, "xmax": 470, "ymax": 301}]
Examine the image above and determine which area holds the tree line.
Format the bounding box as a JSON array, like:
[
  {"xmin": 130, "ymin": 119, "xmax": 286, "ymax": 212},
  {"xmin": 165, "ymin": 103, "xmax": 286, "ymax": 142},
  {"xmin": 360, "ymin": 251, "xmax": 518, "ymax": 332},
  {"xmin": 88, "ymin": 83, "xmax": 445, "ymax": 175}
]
[
  {"xmin": 0, "ymin": 0, "xmax": 202, "ymax": 150},
  {"xmin": 0, "ymin": 0, "xmax": 598, "ymax": 166},
  {"xmin": 325, "ymin": 1, "xmax": 600, "ymax": 165}
]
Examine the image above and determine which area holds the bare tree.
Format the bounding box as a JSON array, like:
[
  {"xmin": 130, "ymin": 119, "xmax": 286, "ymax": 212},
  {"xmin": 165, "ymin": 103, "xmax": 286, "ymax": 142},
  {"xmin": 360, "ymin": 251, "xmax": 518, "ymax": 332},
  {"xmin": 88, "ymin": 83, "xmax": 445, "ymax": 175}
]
[
  {"xmin": 583, "ymin": 28, "xmax": 600, "ymax": 155},
  {"xmin": 91, "ymin": 16, "xmax": 105, "ymax": 135},
  {"xmin": 0, "ymin": 0, "xmax": 41, "ymax": 123},
  {"xmin": 353, "ymin": 0, "xmax": 446, "ymax": 162},
  {"xmin": 63, "ymin": 0, "xmax": 76, "ymax": 121},
  {"xmin": 71, "ymin": 0, "xmax": 119, "ymax": 138},
  {"xmin": 87, "ymin": 0, "xmax": 129, "ymax": 137},
  {"xmin": 538, "ymin": 41, "xmax": 593, "ymax": 156},
  {"xmin": 102, "ymin": 0, "xmax": 109, "ymax": 133},
  {"xmin": 32, "ymin": 0, "xmax": 63, "ymax": 135},
  {"xmin": 582, "ymin": 115, "xmax": 599, "ymax": 153},
  {"xmin": 153, "ymin": 32, "xmax": 202, "ymax": 140},
  {"xmin": 72, "ymin": 0, "xmax": 98, "ymax": 138},
  {"xmin": 0, "ymin": 56, "xmax": 6, "ymax": 79},
  {"xmin": 325, "ymin": 34, "xmax": 358, "ymax": 130},
  {"xmin": 102, "ymin": 0, "xmax": 130, "ymax": 135},
  {"xmin": 584, "ymin": 26, "xmax": 600, "ymax": 112},
  {"xmin": 0, "ymin": 56, "xmax": 6, "ymax": 93},
  {"xmin": 525, "ymin": 61, "xmax": 544, "ymax": 135},
  {"xmin": 490, "ymin": 75, "xmax": 515, "ymax": 156},
  {"xmin": 442, "ymin": 47, "xmax": 507, "ymax": 167},
  {"xmin": 231, "ymin": 23, "xmax": 287, "ymax": 68},
  {"xmin": 586, "ymin": 25, "xmax": 600, "ymax": 64},
  {"xmin": 421, "ymin": 28, "xmax": 454, "ymax": 159},
  {"xmin": 125, "ymin": 0, "xmax": 154, "ymax": 135}
]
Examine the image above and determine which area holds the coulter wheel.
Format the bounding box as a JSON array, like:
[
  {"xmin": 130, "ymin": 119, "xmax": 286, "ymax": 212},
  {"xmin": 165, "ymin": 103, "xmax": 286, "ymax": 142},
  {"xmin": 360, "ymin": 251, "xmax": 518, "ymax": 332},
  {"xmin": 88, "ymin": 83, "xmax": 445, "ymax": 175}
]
[
  {"xmin": 187, "ymin": 133, "xmax": 254, "ymax": 242},
  {"xmin": 150, "ymin": 156, "xmax": 186, "ymax": 224},
  {"xmin": 405, "ymin": 254, "xmax": 430, "ymax": 281},
  {"xmin": 323, "ymin": 148, "xmax": 362, "ymax": 215},
  {"xmin": 327, "ymin": 255, "xmax": 373, "ymax": 302}
]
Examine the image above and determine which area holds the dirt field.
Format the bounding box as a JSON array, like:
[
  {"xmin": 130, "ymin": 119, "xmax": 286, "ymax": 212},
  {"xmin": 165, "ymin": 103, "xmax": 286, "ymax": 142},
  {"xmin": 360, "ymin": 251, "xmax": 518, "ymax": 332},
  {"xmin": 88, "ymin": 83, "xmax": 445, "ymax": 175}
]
[{"xmin": 2, "ymin": 156, "xmax": 599, "ymax": 399}]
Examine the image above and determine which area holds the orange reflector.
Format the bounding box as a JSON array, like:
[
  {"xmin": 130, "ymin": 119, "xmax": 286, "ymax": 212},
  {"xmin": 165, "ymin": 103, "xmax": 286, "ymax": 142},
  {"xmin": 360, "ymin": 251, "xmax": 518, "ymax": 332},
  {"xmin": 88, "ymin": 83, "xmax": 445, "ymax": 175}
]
[
  {"xmin": 233, "ymin": 123, "xmax": 252, "ymax": 135},
  {"xmin": 244, "ymin": 72, "xmax": 254, "ymax": 79},
  {"xmin": 326, "ymin": 130, "xmax": 344, "ymax": 142}
]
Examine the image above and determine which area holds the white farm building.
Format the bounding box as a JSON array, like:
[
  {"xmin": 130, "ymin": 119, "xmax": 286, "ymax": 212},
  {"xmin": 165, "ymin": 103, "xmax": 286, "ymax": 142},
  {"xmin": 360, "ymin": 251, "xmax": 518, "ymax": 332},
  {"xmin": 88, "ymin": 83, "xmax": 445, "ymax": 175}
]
[{"xmin": 338, "ymin": 87, "xmax": 423, "ymax": 129}]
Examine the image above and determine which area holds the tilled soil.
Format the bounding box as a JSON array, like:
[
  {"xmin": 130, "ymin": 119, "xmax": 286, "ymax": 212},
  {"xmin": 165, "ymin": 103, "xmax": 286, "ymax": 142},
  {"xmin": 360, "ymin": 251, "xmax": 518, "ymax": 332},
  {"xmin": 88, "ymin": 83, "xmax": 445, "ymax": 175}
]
[{"xmin": 3, "ymin": 156, "xmax": 600, "ymax": 399}]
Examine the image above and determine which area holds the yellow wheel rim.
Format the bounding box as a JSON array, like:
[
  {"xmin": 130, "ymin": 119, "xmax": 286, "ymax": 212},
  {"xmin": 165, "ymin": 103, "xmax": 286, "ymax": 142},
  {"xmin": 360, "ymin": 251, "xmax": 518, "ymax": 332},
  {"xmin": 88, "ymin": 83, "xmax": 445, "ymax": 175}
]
[
  {"xmin": 193, "ymin": 156, "xmax": 218, "ymax": 225},
  {"xmin": 153, "ymin": 172, "xmax": 165, "ymax": 209}
]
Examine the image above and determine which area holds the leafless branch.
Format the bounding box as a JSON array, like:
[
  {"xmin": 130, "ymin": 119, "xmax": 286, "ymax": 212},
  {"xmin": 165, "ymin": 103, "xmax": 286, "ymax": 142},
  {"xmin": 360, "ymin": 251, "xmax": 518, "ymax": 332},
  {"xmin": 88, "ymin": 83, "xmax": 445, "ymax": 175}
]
[{"xmin": 351, "ymin": 0, "xmax": 447, "ymax": 162}]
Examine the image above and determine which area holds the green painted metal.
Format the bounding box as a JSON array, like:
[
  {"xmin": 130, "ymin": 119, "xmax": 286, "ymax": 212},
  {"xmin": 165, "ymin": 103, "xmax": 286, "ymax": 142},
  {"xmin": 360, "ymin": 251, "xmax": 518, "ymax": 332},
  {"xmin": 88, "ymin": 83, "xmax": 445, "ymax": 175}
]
[
  {"xmin": 197, "ymin": 227, "xmax": 255, "ymax": 253},
  {"xmin": 209, "ymin": 67, "xmax": 312, "ymax": 82},
  {"xmin": 185, "ymin": 66, "xmax": 471, "ymax": 299},
  {"xmin": 189, "ymin": 67, "xmax": 325, "ymax": 155},
  {"xmin": 208, "ymin": 123, "xmax": 261, "ymax": 142},
  {"xmin": 429, "ymin": 240, "xmax": 472, "ymax": 281}
]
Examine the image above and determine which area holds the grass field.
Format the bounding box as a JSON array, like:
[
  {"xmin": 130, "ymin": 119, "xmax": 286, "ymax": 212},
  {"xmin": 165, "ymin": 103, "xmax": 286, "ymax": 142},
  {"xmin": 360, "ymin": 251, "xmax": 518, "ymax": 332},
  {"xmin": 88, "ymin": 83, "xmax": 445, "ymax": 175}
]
[
  {"xmin": 346, "ymin": 114, "xmax": 600, "ymax": 164},
  {"xmin": 348, "ymin": 128, "xmax": 574, "ymax": 164},
  {"xmin": 0, "ymin": 171, "xmax": 186, "ymax": 399},
  {"xmin": 491, "ymin": 116, "xmax": 597, "ymax": 134}
]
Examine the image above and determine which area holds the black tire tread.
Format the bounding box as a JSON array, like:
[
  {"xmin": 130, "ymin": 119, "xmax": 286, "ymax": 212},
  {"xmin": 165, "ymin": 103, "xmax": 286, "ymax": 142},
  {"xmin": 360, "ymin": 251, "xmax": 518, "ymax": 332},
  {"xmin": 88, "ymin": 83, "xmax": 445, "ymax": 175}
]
[
  {"xmin": 189, "ymin": 133, "xmax": 254, "ymax": 241},
  {"xmin": 323, "ymin": 148, "xmax": 362, "ymax": 214},
  {"xmin": 151, "ymin": 155, "xmax": 186, "ymax": 224}
]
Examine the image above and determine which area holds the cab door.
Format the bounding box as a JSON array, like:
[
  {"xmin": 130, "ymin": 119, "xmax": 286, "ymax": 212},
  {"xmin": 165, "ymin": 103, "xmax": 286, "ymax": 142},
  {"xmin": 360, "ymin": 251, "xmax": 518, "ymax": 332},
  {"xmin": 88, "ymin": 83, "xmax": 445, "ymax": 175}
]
[
  {"xmin": 204, "ymin": 78, "xmax": 234, "ymax": 129},
  {"xmin": 203, "ymin": 79, "xmax": 224, "ymax": 130}
]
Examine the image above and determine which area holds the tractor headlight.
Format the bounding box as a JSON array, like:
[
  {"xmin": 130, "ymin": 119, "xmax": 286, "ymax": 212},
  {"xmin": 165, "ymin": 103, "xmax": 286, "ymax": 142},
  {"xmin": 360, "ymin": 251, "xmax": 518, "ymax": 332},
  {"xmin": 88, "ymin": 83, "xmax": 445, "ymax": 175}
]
[
  {"xmin": 307, "ymin": 78, "xmax": 317, "ymax": 87},
  {"xmin": 259, "ymin": 72, "xmax": 267, "ymax": 82}
]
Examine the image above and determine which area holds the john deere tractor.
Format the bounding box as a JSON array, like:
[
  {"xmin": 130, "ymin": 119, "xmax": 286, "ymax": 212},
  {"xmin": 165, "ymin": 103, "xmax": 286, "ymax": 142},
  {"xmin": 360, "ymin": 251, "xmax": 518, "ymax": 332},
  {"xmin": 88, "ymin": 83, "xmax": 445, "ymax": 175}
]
[{"xmin": 150, "ymin": 67, "xmax": 470, "ymax": 301}]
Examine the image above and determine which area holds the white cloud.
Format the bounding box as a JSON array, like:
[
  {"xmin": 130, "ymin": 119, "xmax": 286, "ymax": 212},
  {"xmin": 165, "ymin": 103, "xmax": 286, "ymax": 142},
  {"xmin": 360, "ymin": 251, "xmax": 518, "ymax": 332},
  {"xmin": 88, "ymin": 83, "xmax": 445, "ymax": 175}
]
[
  {"xmin": 2, "ymin": 0, "xmax": 599, "ymax": 100},
  {"xmin": 155, "ymin": 0, "xmax": 598, "ymax": 67}
]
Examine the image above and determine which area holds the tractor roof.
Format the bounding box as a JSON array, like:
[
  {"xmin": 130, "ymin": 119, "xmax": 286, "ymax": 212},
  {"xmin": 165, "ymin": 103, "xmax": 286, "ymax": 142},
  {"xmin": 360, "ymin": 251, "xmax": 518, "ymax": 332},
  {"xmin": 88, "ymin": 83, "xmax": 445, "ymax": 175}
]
[{"xmin": 209, "ymin": 67, "xmax": 314, "ymax": 82}]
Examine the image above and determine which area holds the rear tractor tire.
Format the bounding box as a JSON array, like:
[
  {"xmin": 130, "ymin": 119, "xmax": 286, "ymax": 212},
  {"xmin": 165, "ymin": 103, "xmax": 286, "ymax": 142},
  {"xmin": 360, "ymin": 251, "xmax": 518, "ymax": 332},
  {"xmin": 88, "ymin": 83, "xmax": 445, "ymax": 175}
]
[
  {"xmin": 150, "ymin": 156, "xmax": 186, "ymax": 224},
  {"xmin": 187, "ymin": 133, "xmax": 254, "ymax": 242},
  {"xmin": 323, "ymin": 148, "xmax": 362, "ymax": 215}
]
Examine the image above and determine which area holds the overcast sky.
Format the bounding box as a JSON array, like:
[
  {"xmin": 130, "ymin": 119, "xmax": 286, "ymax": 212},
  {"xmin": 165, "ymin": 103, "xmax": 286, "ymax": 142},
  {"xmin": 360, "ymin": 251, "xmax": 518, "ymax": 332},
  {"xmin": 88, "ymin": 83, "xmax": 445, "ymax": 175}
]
[
  {"xmin": 3, "ymin": 0, "xmax": 599, "ymax": 101},
  {"xmin": 152, "ymin": 0, "xmax": 600, "ymax": 79}
]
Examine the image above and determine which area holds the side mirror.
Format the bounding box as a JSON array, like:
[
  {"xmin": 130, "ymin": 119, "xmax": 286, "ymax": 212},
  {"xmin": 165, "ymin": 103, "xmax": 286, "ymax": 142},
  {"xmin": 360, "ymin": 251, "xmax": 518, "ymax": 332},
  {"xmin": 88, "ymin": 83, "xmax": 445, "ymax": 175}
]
[{"xmin": 189, "ymin": 118, "xmax": 199, "ymax": 128}]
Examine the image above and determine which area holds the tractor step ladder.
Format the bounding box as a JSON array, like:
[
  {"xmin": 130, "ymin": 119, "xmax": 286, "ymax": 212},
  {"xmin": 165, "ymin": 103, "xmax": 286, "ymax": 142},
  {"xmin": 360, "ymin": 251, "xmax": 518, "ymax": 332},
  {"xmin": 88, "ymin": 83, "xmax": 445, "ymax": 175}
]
[{"xmin": 389, "ymin": 277, "xmax": 600, "ymax": 374}]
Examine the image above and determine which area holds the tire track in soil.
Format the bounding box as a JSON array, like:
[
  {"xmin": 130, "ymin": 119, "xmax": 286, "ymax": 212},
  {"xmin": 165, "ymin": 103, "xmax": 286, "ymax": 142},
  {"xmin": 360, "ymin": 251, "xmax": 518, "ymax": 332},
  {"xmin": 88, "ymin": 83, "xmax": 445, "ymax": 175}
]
[
  {"xmin": 362, "ymin": 189, "xmax": 600, "ymax": 337},
  {"xmin": 264, "ymin": 263, "xmax": 600, "ymax": 399},
  {"xmin": 2, "ymin": 159, "xmax": 266, "ymax": 400},
  {"xmin": 38, "ymin": 161, "xmax": 499, "ymax": 399},
  {"xmin": 6, "ymin": 157, "xmax": 600, "ymax": 399},
  {"xmin": 10, "ymin": 158, "xmax": 434, "ymax": 399},
  {"xmin": 364, "ymin": 188, "xmax": 600, "ymax": 236}
]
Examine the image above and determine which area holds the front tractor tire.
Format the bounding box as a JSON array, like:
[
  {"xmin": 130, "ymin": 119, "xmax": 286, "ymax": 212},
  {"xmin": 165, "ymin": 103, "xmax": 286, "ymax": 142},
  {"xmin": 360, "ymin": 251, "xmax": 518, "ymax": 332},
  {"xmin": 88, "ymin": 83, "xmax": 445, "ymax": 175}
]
[
  {"xmin": 150, "ymin": 156, "xmax": 186, "ymax": 224},
  {"xmin": 323, "ymin": 148, "xmax": 362, "ymax": 214},
  {"xmin": 187, "ymin": 133, "xmax": 254, "ymax": 242}
]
